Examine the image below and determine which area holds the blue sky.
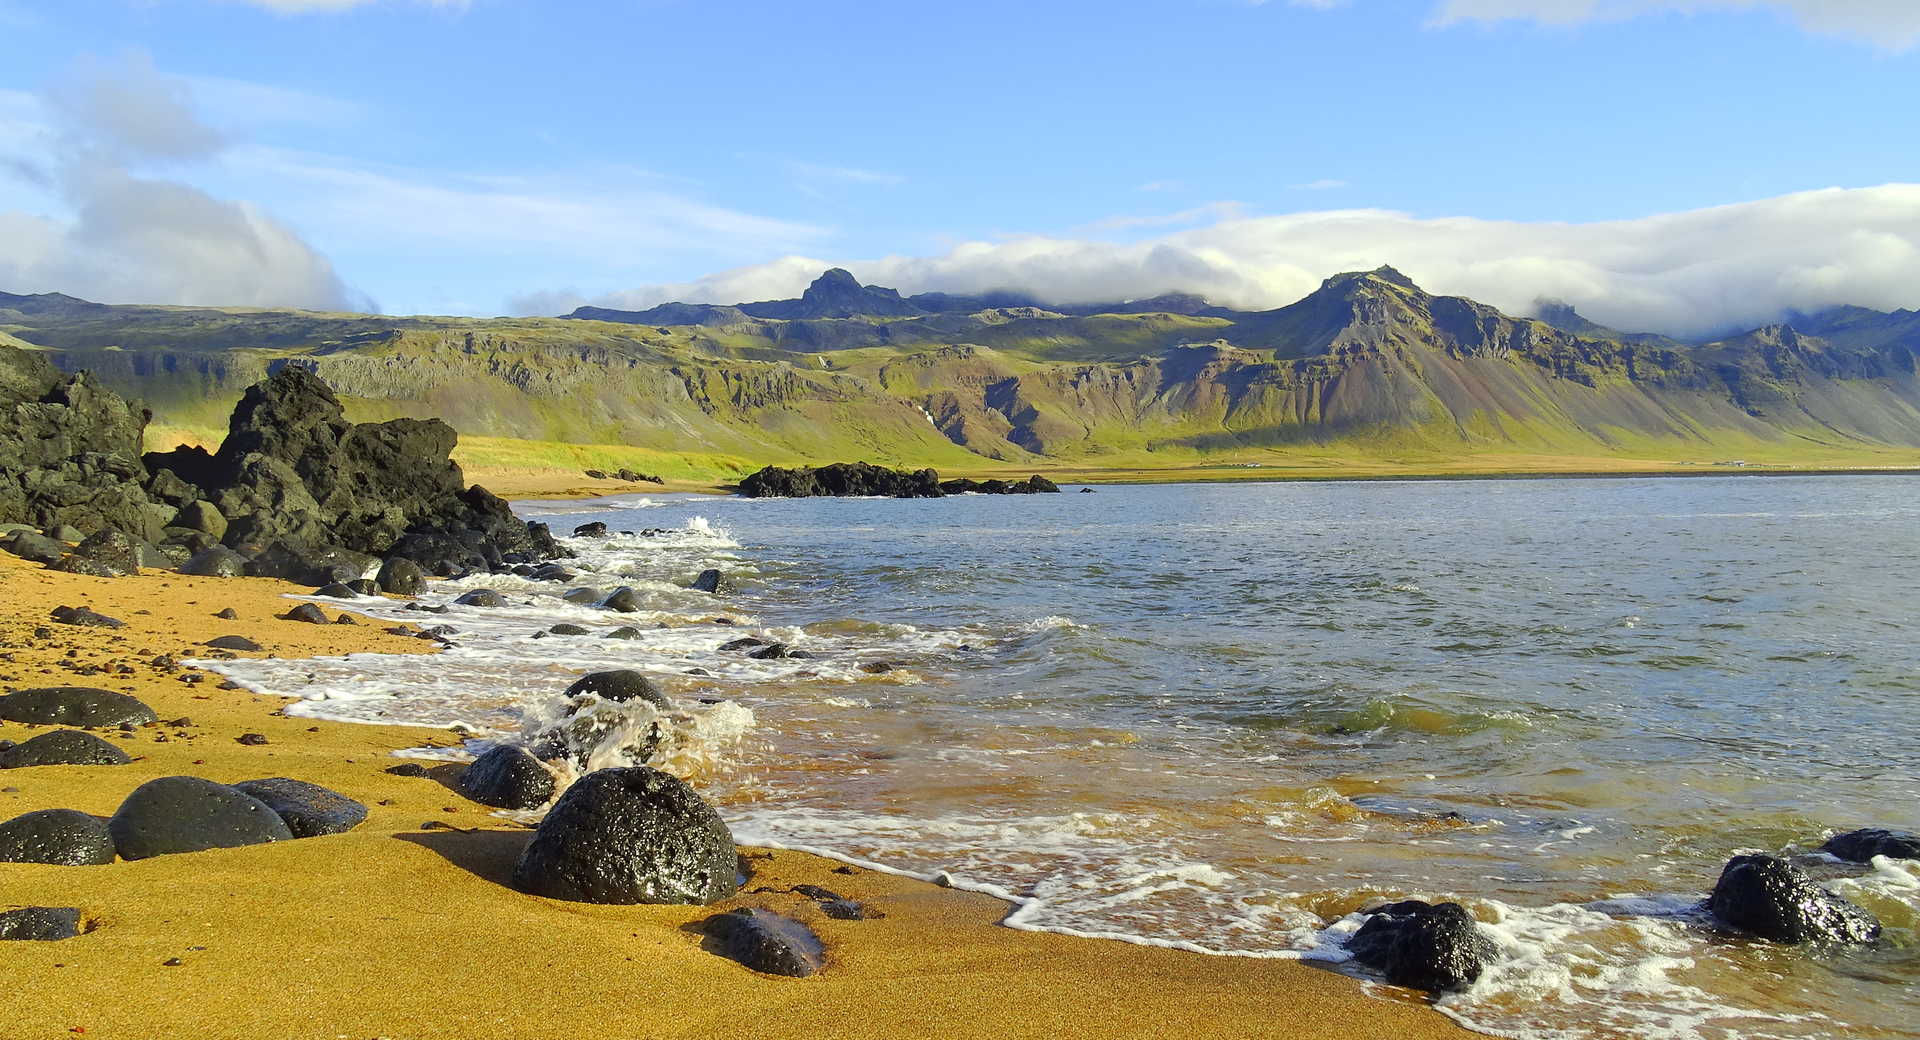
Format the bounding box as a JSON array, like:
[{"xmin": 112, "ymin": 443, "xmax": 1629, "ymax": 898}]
[{"xmin": 0, "ymin": 0, "xmax": 1916, "ymax": 334}]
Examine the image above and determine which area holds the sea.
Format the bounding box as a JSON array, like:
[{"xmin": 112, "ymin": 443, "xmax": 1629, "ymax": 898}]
[{"xmin": 202, "ymin": 475, "xmax": 1920, "ymax": 1040}]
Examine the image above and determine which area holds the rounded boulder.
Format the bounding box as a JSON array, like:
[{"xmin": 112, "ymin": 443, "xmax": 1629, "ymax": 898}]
[
  {"xmin": 107, "ymin": 776, "xmax": 294, "ymax": 860},
  {"xmin": 0, "ymin": 729, "xmax": 133, "ymax": 768},
  {"xmin": 0, "ymin": 809, "xmax": 117, "ymax": 865},
  {"xmin": 511, "ymin": 767, "xmax": 738, "ymax": 905},
  {"xmin": 0, "ymin": 687, "xmax": 158, "ymax": 728},
  {"xmin": 455, "ymin": 745, "xmax": 557, "ymax": 810},
  {"xmin": 563, "ymin": 669, "xmax": 668, "ymax": 709}
]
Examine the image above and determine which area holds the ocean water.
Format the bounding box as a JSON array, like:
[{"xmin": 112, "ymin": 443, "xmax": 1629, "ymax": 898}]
[{"xmin": 203, "ymin": 476, "xmax": 1920, "ymax": 1040}]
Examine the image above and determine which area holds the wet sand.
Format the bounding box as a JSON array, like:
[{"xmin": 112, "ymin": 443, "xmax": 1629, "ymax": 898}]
[{"xmin": 0, "ymin": 553, "xmax": 1475, "ymax": 1040}]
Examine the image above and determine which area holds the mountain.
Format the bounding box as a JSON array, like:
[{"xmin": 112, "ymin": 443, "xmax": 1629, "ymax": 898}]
[{"xmin": 5, "ymin": 268, "xmax": 1919, "ymax": 482}]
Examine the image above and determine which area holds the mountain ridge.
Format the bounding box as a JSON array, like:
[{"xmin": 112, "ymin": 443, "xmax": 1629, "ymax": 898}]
[{"xmin": 6, "ymin": 267, "xmax": 1920, "ymax": 481}]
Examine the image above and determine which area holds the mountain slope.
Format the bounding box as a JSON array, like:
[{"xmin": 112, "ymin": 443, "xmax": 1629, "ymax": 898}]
[{"xmin": 5, "ymin": 268, "xmax": 1919, "ymax": 481}]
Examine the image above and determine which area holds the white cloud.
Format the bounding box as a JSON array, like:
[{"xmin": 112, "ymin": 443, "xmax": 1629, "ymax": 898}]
[
  {"xmin": 780, "ymin": 159, "xmax": 905, "ymax": 187},
  {"xmin": 542, "ymin": 185, "xmax": 1920, "ymax": 338},
  {"xmin": 1431, "ymin": 1, "xmax": 1920, "ymax": 49},
  {"xmin": 0, "ymin": 54, "xmax": 351, "ymax": 310},
  {"xmin": 226, "ymin": 147, "xmax": 830, "ymax": 260}
]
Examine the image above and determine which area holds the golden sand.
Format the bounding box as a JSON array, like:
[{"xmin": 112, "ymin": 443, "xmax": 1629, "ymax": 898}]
[{"xmin": 0, "ymin": 554, "xmax": 1475, "ymax": 1040}]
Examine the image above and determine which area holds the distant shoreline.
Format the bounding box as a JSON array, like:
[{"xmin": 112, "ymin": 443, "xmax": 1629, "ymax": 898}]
[{"xmin": 486, "ymin": 461, "xmax": 1920, "ymax": 502}]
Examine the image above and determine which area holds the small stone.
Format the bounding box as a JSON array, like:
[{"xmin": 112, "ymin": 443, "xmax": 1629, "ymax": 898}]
[
  {"xmin": 214, "ymin": 608, "xmax": 239, "ymax": 620},
  {"xmin": 385, "ymin": 763, "xmax": 430, "ymax": 778},
  {"xmin": 236, "ymin": 733, "xmax": 269, "ymax": 746},
  {"xmin": 563, "ymin": 670, "xmax": 668, "ymax": 708},
  {"xmin": 231, "ymin": 778, "xmax": 368, "ymax": 838},
  {"xmin": 282, "ymin": 603, "xmax": 330, "ymax": 624},
  {"xmin": 701, "ymin": 908, "xmax": 826, "ymax": 977},
  {"xmin": 548, "ymin": 624, "xmax": 590, "ymax": 636},
  {"xmin": 604, "ymin": 626, "xmax": 642, "ymax": 640},
  {"xmin": 49, "ymin": 606, "xmax": 126, "ymax": 629},
  {"xmin": 857, "ymin": 662, "xmax": 894, "ymax": 674},
  {"xmin": 454, "ymin": 589, "xmax": 506, "ymax": 608},
  {"xmin": 203, "ymin": 635, "xmax": 262, "ymax": 652},
  {"xmin": 107, "ymin": 777, "xmax": 293, "ymax": 859}
]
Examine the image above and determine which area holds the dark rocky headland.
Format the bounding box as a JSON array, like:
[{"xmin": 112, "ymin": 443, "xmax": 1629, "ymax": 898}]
[
  {"xmin": 1, "ymin": 345, "xmax": 562, "ymax": 578},
  {"xmin": 738, "ymin": 461, "xmax": 1060, "ymax": 499}
]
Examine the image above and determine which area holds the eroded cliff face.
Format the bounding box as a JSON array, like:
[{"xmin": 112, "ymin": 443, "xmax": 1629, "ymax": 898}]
[{"xmin": 21, "ymin": 268, "xmax": 1920, "ymax": 467}]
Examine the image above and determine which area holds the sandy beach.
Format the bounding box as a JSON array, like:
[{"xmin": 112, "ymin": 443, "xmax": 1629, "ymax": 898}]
[{"xmin": 0, "ymin": 552, "xmax": 1475, "ymax": 1040}]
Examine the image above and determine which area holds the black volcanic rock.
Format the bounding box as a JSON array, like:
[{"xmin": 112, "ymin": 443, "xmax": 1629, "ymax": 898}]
[
  {"xmin": 510, "ymin": 767, "xmax": 738, "ymax": 905},
  {"xmin": 455, "ymin": 745, "xmax": 556, "ymax": 810},
  {"xmin": 0, "ymin": 687, "xmax": 157, "ymax": 728},
  {"xmin": 0, "ymin": 345, "xmax": 166, "ymax": 539},
  {"xmin": 107, "ymin": 776, "xmax": 293, "ymax": 859},
  {"xmin": 738, "ymin": 462, "xmax": 943, "ymax": 499},
  {"xmin": 139, "ymin": 365, "xmax": 560, "ymax": 571},
  {"xmin": 563, "ymin": 669, "xmax": 668, "ymax": 709},
  {"xmin": 0, "ymin": 906, "xmax": 84, "ymax": 941},
  {"xmin": 376, "ymin": 556, "xmax": 427, "ymax": 596},
  {"xmin": 702, "ymin": 907, "xmax": 827, "ymax": 976},
  {"xmin": 1344, "ymin": 900, "xmax": 1495, "ymax": 993},
  {"xmin": 0, "ymin": 809, "xmax": 117, "ymax": 865},
  {"xmin": 0, "ymin": 729, "xmax": 133, "ymax": 768},
  {"xmin": 1707, "ymin": 854, "xmax": 1880, "ymax": 944},
  {"xmin": 179, "ymin": 546, "xmax": 248, "ymax": 577},
  {"xmin": 230, "ymin": 777, "xmax": 368, "ymax": 838},
  {"xmin": 1822, "ymin": 829, "xmax": 1920, "ymax": 863}
]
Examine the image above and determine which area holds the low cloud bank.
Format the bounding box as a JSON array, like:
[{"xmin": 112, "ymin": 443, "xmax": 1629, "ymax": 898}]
[
  {"xmin": 0, "ymin": 53, "xmax": 352, "ymax": 311},
  {"xmin": 533, "ymin": 185, "xmax": 1920, "ymax": 339}
]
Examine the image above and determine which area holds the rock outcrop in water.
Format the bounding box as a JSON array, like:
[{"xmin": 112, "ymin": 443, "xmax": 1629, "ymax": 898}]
[
  {"xmin": 1822, "ymin": 829, "xmax": 1920, "ymax": 863},
  {"xmin": 1343, "ymin": 899, "xmax": 1496, "ymax": 993},
  {"xmin": 737, "ymin": 461, "xmax": 1061, "ymax": 499},
  {"xmin": 1706, "ymin": 853, "xmax": 1880, "ymax": 944}
]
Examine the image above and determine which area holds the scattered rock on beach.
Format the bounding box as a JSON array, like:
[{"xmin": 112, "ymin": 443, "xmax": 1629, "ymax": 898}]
[
  {"xmin": 0, "ymin": 687, "xmax": 157, "ymax": 728},
  {"xmin": 548, "ymin": 623, "xmax": 590, "ymax": 636},
  {"xmin": 376, "ymin": 556, "xmax": 426, "ymax": 596},
  {"xmin": 747, "ymin": 643, "xmax": 793, "ymax": 660},
  {"xmin": 384, "ymin": 763, "xmax": 430, "ymax": 778},
  {"xmin": 0, "ymin": 906, "xmax": 84, "ymax": 941},
  {"xmin": 71, "ymin": 528, "xmax": 143, "ymax": 574},
  {"xmin": 107, "ymin": 776, "xmax": 294, "ymax": 859},
  {"xmin": 179, "ymin": 546, "xmax": 248, "ymax": 578},
  {"xmin": 1822, "ymin": 829, "xmax": 1920, "ymax": 863},
  {"xmin": 231, "ymin": 778, "xmax": 368, "ymax": 838},
  {"xmin": 315, "ymin": 582, "xmax": 360, "ymax": 599},
  {"xmin": 511, "ymin": 766, "xmax": 739, "ymax": 905},
  {"xmin": 719, "ymin": 637, "xmax": 766, "ymax": 651},
  {"xmin": 572, "ymin": 521, "xmax": 609, "ymax": 538},
  {"xmin": 559, "ymin": 587, "xmax": 599, "ymax": 606},
  {"xmin": 1344, "ymin": 899, "xmax": 1495, "ymax": 993},
  {"xmin": 563, "ymin": 669, "xmax": 668, "ymax": 708},
  {"xmin": 454, "ymin": 589, "xmax": 506, "ymax": 608},
  {"xmin": 282, "ymin": 603, "xmax": 331, "ymax": 624},
  {"xmin": 1707, "ymin": 854, "xmax": 1880, "ymax": 944},
  {"xmin": 48, "ymin": 554, "xmax": 122, "ymax": 577},
  {"xmin": 702, "ymin": 907, "xmax": 826, "ymax": 977},
  {"xmin": 50, "ymin": 605, "xmax": 126, "ymax": 628},
  {"xmin": 236, "ymin": 733, "xmax": 269, "ymax": 746},
  {"xmin": 0, "ymin": 729, "xmax": 133, "ymax": 768},
  {"xmin": 455, "ymin": 745, "xmax": 557, "ymax": 810},
  {"xmin": 604, "ymin": 626, "xmax": 642, "ymax": 640},
  {"xmin": 0, "ymin": 809, "xmax": 117, "ymax": 865},
  {"xmin": 203, "ymin": 635, "xmax": 262, "ymax": 651},
  {"xmin": 601, "ymin": 587, "xmax": 641, "ymax": 612},
  {"xmin": 690, "ymin": 568, "xmax": 732, "ymax": 594},
  {"xmin": 2, "ymin": 531, "xmax": 66, "ymax": 563}
]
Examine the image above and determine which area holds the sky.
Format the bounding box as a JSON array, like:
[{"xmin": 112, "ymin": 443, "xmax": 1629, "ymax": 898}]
[{"xmin": 0, "ymin": 0, "xmax": 1917, "ymax": 337}]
